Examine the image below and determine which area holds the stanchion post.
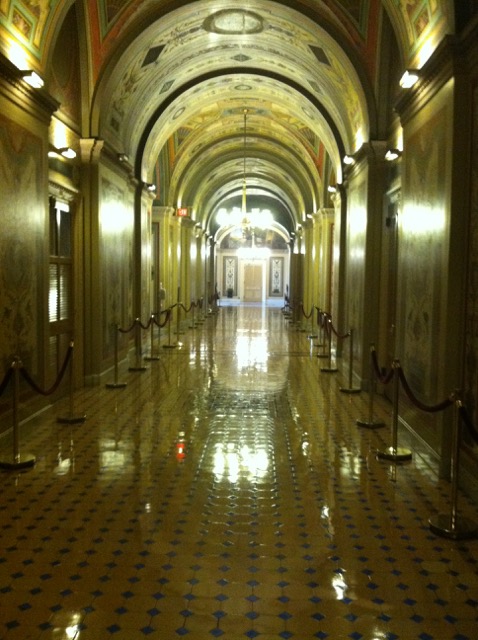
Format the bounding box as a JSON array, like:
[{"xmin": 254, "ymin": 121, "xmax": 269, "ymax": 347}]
[
  {"xmin": 164, "ymin": 307, "xmax": 177, "ymax": 349},
  {"xmin": 317, "ymin": 311, "xmax": 328, "ymax": 357},
  {"xmin": 307, "ymin": 305, "xmax": 317, "ymax": 339},
  {"xmin": 129, "ymin": 319, "xmax": 147, "ymax": 371},
  {"xmin": 145, "ymin": 313, "xmax": 160, "ymax": 361},
  {"xmin": 106, "ymin": 324, "xmax": 127, "ymax": 388},
  {"xmin": 429, "ymin": 393, "xmax": 477, "ymax": 540},
  {"xmin": 340, "ymin": 329, "xmax": 360, "ymax": 393},
  {"xmin": 320, "ymin": 318, "xmax": 338, "ymax": 373},
  {"xmin": 58, "ymin": 342, "xmax": 87, "ymax": 424},
  {"xmin": 0, "ymin": 357, "xmax": 35, "ymax": 470},
  {"xmin": 189, "ymin": 302, "xmax": 196, "ymax": 329},
  {"xmin": 377, "ymin": 360, "xmax": 412, "ymax": 462},
  {"xmin": 356, "ymin": 346, "xmax": 384, "ymax": 428}
]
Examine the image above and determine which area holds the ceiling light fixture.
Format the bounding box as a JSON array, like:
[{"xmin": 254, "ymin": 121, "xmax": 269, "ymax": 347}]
[
  {"xmin": 48, "ymin": 146, "xmax": 76, "ymax": 159},
  {"xmin": 242, "ymin": 108, "xmax": 248, "ymax": 215},
  {"xmin": 327, "ymin": 185, "xmax": 337, "ymax": 193},
  {"xmin": 145, "ymin": 183, "xmax": 156, "ymax": 193},
  {"xmin": 118, "ymin": 153, "xmax": 129, "ymax": 162},
  {"xmin": 343, "ymin": 154, "xmax": 354, "ymax": 165},
  {"xmin": 21, "ymin": 70, "xmax": 44, "ymax": 88},
  {"xmin": 385, "ymin": 148, "xmax": 402, "ymax": 161},
  {"xmin": 399, "ymin": 69, "xmax": 419, "ymax": 88}
]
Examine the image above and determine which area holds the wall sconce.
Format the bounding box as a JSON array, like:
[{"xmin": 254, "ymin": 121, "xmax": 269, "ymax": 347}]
[
  {"xmin": 118, "ymin": 153, "xmax": 129, "ymax": 162},
  {"xmin": 399, "ymin": 70, "xmax": 419, "ymax": 88},
  {"xmin": 48, "ymin": 146, "xmax": 76, "ymax": 159},
  {"xmin": 385, "ymin": 148, "xmax": 402, "ymax": 161},
  {"xmin": 21, "ymin": 70, "xmax": 44, "ymax": 88},
  {"xmin": 144, "ymin": 183, "xmax": 156, "ymax": 193},
  {"xmin": 343, "ymin": 154, "xmax": 354, "ymax": 165},
  {"xmin": 327, "ymin": 185, "xmax": 337, "ymax": 193}
]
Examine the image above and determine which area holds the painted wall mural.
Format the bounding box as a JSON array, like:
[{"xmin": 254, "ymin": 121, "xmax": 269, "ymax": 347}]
[
  {"xmin": 100, "ymin": 176, "xmax": 134, "ymax": 360},
  {"xmin": 464, "ymin": 83, "xmax": 478, "ymax": 455},
  {"xmin": 0, "ymin": 113, "xmax": 44, "ymax": 373},
  {"xmin": 346, "ymin": 176, "xmax": 367, "ymax": 367},
  {"xmin": 400, "ymin": 106, "xmax": 448, "ymax": 399}
]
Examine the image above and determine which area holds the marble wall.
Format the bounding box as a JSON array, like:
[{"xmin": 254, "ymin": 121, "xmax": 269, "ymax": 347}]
[
  {"xmin": 346, "ymin": 172, "xmax": 368, "ymax": 375},
  {"xmin": 99, "ymin": 171, "xmax": 135, "ymax": 363},
  {"xmin": 463, "ymin": 80, "xmax": 478, "ymax": 462},
  {"xmin": 0, "ymin": 111, "xmax": 47, "ymax": 378},
  {"xmin": 397, "ymin": 83, "xmax": 453, "ymax": 456}
]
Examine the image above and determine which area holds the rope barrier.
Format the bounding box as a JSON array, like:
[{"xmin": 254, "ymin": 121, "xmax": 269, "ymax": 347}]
[
  {"xmin": 0, "ymin": 342, "xmax": 78, "ymax": 470},
  {"xmin": 20, "ymin": 343, "xmax": 73, "ymax": 396},
  {"xmin": 365, "ymin": 346, "xmax": 477, "ymax": 539},
  {"xmin": 356, "ymin": 344, "xmax": 385, "ymax": 429},
  {"xmin": 397, "ymin": 367, "xmax": 454, "ymax": 413}
]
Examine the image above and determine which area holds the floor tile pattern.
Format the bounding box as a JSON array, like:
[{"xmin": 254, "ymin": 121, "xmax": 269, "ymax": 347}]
[{"xmin": 0, "ymin": 303, "xmax": 477, "ymax": 639}]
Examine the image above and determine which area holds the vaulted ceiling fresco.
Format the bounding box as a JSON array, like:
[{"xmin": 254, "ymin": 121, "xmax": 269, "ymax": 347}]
[{"xmin": 0, "ymin": 0, "xmax": 454, "ymax": 232}]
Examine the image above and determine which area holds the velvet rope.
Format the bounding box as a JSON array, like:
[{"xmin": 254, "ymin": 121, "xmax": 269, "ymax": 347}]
[
  {"xmin": 459, "ymin": 405, "xmax": 478, "ymax": 445},
  {"xmin": 300, "ymin": 304, "xmax": 314, "ymax": 320},
  {"xmin": 397, "ymin": 367, "xmax": 454, "ymax": 413},
  {"xmin": 20, "ymin": 344, "xmax": 73, "ymax": 397},
  {"xmin": 328, "ymin": 318, "xmax": 349, "ymax": 340},
  {"xmin": 0, "ymin": 365, "xmax": 14, "ymax": 397},
  {"xmin": 136, "ymin": 316, "xmax": 153, "ymax": 331},
  {"xmin": 154, "ymin": 308, "xmax": 172, "ymax": 328},
  {"xmin": 370, "ymin": 348, "xmax": 394, "ymax": 385},
  {"xmin": 181, "ymin": 301, "xmax": 194, "ymax": 314},
  {"xmin": 118, "ymin": 319, "xmax": 138, "ymax": 334}
]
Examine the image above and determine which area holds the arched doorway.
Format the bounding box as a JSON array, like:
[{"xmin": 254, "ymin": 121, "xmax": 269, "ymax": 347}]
[{"xmin": 215, "ymin": 221, "xmax": 290, "ymax": 304}]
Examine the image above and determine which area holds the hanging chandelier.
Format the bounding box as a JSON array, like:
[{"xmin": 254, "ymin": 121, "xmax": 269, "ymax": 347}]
[{"xmin": 241, "ymin": 108, "xmax": 251, "ymax": 233}]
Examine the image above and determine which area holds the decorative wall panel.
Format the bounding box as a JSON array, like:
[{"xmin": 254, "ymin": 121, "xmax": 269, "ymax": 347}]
[
  {"xmin": 0, "ymin": 113, "xmax": 44, "ymax": 374},
  {"xmin": 223, "ymin": 256, "xmax": 237, "ymax": 295},
  {"xmin": 400, "ymin": 105, "xmax": 448, "ymax": 399},
  {"xmin": 100, "ymin": 175, "xmax": 134, "ymax": 360},
  {"xmin": 269, "ymin": 257, "xmax": 283, "ymax": 296}
]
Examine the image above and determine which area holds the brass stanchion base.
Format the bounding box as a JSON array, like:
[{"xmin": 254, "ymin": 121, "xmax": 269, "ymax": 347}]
[
  {"xmin": 0, "ymin": 453, "xmax": 36, "ymax": 470},
  {"xmin": 57, "ymin": 414, "xmax": 87, "ymax": 424},
  {"xmin": 106, "ymin": 382, "xmax": 127, "ymax": 388},
  {"xmin": 321, "ymin": 367, "xmax": 338, "ymax": 373},
  {"xmin": 429, "ymin": 514, "xmax": 478, "ymax": 540},
  {"xmin": 377, "ymin": 446, "xmax": 412, "ymax": 462},
  {"xmin": 340, "ymin": 387, "xmax": 361, "ymax": 394},
  {"xmin": 356, "ymin": 419, "xmax": 385, "ymax": 429},
  {"xmin": 129, "ymin": 366, "xmax": 147, "ymax": 371},
  {"xmin": 144, "ymin": 355, "xmax": 160, "ymax": 361}
]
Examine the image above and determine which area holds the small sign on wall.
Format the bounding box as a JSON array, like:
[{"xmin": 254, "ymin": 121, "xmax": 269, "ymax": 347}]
[{"xmin": 177, "ymin": 207, "xmax": 188, "ymax": 217}]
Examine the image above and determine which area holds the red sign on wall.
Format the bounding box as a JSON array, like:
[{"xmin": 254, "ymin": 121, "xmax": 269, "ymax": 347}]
[{"xmin": 177, "ymin": 207, "xmax": 188, "ymax": 217}]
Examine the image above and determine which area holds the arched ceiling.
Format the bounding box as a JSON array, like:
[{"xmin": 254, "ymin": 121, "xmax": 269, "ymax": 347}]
[
  {"xmin": 0, "ymin": 1, "xmax": 454, "ymax": 235},
  {"xmin": 92, "ymin": 1, "xmax": 375, "ymax": 233}
]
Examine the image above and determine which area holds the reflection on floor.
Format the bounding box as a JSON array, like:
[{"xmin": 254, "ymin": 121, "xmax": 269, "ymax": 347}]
[{"xmin": 0, "ymin": 305, "xmax": 477, "ymax": 639}]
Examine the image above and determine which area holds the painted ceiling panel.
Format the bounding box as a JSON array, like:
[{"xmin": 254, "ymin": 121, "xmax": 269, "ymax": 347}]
[
  {"xmin": 98, "ymin": 3, "xmax": 368, "ymax": 163},
  {"xmin": 0, "ymin": 0, "xmax": 456, "ymax": 228}
]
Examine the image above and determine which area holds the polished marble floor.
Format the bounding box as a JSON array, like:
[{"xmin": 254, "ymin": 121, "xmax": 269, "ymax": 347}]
[{"xmin": 0, "ymin": 303, "xmax": 477, "ymax": 639}]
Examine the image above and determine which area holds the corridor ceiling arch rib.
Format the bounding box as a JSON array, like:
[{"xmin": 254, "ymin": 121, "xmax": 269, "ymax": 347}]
[
  {"xmin": 168, "ymin": 108, "xmax": 323, "ymax": 222},
  {"xmin": 141, "ymin": 71, "xmax": 343, "ymax": 198},
  {"xmin": 91, "ymin": 1, "xmax": 373, "ymax": 206}
]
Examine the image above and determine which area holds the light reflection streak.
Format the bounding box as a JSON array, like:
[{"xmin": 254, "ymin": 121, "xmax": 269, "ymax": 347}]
[
  {"xmin": 235, "ymin": 334, "xmax": 268, "ymax": 371},
  {"xmin": 332, "ymin": 574, "xmax": 348, "ymax": 600},
  {"xmin": 212, "ymin": 442, "xmax": 270, "ymax": 483}
]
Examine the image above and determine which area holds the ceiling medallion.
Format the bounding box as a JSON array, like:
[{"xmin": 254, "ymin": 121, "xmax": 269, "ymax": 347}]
[{"xmin": 204, "ymin": 10, "xmax": 264, "ymax": 35}]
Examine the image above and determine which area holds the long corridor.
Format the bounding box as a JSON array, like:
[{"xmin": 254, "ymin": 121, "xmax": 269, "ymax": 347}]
[{"xmin": 0, "ymin": 304, "xmax": 477, "ymax": 639}]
